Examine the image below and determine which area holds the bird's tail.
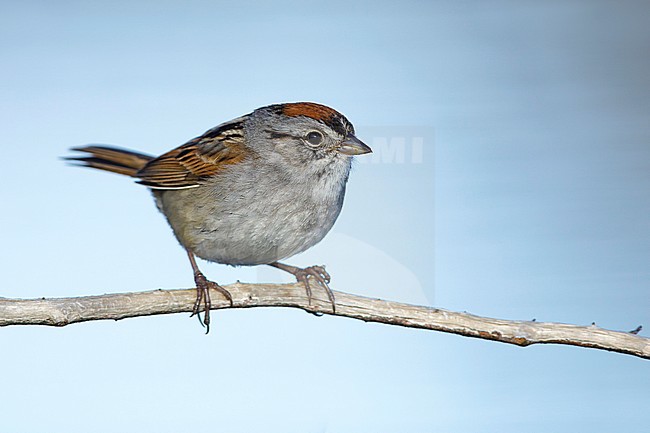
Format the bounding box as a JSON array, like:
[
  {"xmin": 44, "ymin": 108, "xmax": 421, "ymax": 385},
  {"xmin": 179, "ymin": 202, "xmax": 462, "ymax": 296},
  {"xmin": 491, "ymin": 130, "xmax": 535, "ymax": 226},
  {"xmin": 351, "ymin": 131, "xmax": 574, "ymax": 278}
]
[{"xmin": 65, "ymin": 145, "xmax": 154, "ymax": 177}]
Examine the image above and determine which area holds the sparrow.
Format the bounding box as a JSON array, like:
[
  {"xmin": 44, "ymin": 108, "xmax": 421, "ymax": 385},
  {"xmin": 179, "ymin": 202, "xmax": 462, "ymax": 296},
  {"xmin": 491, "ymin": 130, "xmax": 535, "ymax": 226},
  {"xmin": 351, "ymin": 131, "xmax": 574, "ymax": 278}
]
[{"xmin": 66, "ymin": 102, "xmax": 372, "ymax": 331}]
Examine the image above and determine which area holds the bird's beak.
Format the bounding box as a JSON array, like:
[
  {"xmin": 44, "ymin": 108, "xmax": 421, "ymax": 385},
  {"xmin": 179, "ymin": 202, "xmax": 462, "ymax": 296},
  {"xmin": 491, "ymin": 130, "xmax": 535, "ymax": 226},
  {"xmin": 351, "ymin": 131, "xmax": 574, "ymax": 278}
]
[{"xmin": 337, "ymin": 134, "xmax": 372, "ymax": 156}]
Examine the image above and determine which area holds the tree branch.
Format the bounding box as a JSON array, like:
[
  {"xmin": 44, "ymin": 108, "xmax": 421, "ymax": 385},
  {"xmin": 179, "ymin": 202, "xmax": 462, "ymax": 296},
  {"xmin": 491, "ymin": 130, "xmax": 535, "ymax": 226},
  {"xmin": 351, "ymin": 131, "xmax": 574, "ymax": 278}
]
[{"xmin": 1, "ymin": 283, "xmax": 648, "ymax": 360}]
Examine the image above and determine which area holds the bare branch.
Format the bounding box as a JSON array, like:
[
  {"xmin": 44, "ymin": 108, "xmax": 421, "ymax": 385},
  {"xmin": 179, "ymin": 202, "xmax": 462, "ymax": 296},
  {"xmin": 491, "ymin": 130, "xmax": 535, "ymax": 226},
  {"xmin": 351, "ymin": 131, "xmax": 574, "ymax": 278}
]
[{"xmin": 1, "ymin": 283, "xmax": 648, "ymax": 360}]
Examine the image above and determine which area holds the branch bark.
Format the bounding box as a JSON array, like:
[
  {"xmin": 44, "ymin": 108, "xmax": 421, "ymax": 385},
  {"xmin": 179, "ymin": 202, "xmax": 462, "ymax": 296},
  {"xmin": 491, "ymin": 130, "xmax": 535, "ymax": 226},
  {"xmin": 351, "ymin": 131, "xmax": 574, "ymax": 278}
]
[{"xmin": 1, "ymin": 283, "xmax": 648, "ymax": 360}]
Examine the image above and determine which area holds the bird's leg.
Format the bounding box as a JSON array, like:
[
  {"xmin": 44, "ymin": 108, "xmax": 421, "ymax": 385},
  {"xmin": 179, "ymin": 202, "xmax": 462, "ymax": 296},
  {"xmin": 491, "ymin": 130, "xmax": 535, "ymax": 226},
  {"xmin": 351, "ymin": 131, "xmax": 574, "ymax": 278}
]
[
  {"xmin": 187, "ymin": 250, "xmax": 233, "ymax": 333},
  {"xmin": 269, "ymin": 262, "xmax": 335, "ymax": 313}
]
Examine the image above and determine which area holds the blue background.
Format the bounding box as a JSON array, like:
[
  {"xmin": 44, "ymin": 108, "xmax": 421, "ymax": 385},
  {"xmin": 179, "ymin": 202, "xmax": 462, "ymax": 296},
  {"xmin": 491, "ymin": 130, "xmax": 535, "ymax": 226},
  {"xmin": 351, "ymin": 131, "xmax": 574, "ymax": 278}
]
[{"xmin": 2, "ymin": 1, "xmax": 649, "ymax": 432}]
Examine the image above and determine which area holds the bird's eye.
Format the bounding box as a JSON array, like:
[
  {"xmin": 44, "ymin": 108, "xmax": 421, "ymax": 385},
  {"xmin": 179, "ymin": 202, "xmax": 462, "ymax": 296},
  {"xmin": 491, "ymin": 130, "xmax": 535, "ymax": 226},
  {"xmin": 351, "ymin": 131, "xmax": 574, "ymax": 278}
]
[{"xmin": 305, "ymin": 130, "xmax": 324, "ymax": 146}]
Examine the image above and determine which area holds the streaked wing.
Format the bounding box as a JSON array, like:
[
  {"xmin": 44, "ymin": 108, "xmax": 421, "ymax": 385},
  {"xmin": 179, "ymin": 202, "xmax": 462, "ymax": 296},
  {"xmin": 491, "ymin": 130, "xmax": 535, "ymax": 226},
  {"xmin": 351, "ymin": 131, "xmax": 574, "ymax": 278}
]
[{"xmin": 136, "ymin": 116, "xmax": 248, "ymax": 189}]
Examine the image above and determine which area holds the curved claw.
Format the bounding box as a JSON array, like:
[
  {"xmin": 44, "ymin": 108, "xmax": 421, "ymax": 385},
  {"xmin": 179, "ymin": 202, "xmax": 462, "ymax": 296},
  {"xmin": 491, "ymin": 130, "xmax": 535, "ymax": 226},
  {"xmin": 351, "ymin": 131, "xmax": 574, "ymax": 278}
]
[{"xmin": 190, "ymin": 284, "xmax": 206, "ymax": 328}]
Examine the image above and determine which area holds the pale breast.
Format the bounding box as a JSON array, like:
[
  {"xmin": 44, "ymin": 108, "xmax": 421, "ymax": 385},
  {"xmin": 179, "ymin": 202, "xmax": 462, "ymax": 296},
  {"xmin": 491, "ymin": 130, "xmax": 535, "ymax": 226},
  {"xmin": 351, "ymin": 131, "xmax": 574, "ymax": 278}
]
[{"xmin": 153, "ymin": 157, "xmax": 350, "ymax": 265}]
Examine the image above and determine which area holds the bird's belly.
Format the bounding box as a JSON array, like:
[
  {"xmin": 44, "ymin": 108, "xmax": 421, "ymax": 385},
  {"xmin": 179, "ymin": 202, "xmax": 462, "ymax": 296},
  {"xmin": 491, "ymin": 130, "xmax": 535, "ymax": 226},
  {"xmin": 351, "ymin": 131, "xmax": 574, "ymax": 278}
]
[
  {"xmin": 154, "ymin": 182, "xmax": 342, "ymax": 266},
  {"xmin": 193, "ymin": 205, "xmax": 336, "ymax": 265}
]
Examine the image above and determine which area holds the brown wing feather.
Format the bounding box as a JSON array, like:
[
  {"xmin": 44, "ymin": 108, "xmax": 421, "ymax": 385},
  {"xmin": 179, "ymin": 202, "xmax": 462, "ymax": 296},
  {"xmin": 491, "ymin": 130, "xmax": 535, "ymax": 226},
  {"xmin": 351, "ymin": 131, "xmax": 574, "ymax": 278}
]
[{"xmin": 136, "ymin": 118, "xmax": 248, "ymax": 189}]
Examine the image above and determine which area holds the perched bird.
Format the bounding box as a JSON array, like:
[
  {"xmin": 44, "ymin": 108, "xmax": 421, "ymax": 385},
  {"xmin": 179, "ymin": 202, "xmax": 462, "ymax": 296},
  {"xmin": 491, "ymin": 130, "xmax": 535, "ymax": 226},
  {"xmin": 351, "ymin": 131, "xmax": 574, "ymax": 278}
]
[{"xmin": 66, "ymin": 102, "xmax": 372, "ymax": 331}]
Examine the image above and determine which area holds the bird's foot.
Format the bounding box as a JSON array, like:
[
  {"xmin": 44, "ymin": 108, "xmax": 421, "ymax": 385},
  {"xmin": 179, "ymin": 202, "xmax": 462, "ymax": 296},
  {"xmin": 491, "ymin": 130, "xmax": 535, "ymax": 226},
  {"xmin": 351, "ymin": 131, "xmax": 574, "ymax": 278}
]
[
  {"xmin": 191, "ymin": 271, "xmax": 233, "ymax": 334},
  {"xmin": 270, "ymin": 262, "xmax": 335, "ymax": 313}
]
